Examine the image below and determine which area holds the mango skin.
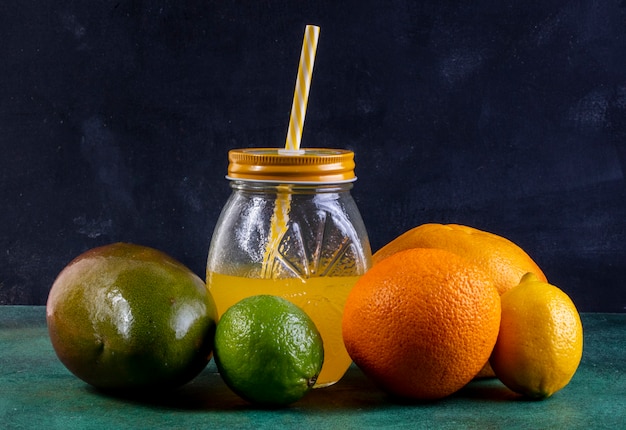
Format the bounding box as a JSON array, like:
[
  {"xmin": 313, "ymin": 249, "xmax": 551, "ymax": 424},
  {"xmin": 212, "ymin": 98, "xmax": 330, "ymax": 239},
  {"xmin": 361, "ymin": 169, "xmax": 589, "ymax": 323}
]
[{"xmin": 46, "ymin": 242, "xmax": 217, "ymax": 391}]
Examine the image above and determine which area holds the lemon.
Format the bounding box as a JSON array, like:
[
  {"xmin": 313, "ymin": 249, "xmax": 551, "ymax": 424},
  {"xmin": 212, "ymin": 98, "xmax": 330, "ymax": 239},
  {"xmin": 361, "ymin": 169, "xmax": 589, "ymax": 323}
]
[
  {"xmin": 46, "ymin": 242, "xmax": 217, "ymax": 391},
  {"xmin": 214, "ymin": 295, "xmax": 324, "ymax": 406},
  {"xmin": 490, "ymin": 273, "xmax": 584, "ymax": 399}
]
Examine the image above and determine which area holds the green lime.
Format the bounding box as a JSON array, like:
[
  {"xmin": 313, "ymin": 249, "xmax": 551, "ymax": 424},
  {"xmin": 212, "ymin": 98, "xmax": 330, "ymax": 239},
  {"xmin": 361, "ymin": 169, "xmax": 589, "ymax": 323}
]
[
  {"xmin": 46, "ymin": 242, "xmax": 217, "ymax": 391},
  {"xmin": 214, "ymin": 295, "xmax": 324, "ymax": 406}
]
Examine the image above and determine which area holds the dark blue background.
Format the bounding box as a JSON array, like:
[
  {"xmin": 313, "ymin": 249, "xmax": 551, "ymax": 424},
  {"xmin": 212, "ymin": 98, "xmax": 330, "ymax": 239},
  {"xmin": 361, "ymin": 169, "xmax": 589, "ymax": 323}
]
[{"xmin": 1, "ymin": 1, "xmax": 625, "ymax": 311}]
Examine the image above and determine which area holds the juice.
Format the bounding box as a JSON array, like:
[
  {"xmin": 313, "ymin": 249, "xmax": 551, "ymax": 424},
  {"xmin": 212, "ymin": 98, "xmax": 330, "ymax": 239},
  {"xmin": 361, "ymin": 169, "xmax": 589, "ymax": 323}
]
[{"xmin": 206, "ymin": 271, "xmax": 361, "ymax": 387}]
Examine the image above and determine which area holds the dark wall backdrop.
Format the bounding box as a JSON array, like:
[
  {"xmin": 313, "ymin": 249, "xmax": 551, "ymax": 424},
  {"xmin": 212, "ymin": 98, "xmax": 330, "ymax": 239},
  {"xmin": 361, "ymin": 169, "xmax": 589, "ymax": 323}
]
[{"xmin": 1, "ymin": 1, "xmax": 625, "ymax": 311}]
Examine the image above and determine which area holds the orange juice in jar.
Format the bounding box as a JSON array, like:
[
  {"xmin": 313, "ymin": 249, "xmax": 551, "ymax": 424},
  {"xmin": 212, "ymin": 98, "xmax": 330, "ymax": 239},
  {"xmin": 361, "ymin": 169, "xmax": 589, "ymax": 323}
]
[{"xmin": 206, "ymin": 148, "xmax": 371, "ymax": 387}]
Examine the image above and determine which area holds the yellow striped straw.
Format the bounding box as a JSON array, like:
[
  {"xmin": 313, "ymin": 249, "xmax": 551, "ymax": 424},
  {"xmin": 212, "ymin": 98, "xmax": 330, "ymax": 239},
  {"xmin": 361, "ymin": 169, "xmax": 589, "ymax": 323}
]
[
  {"xmin": 285, "ymin": 24, "xmax": 320, "ymax": 151},
  {"xmin": 261, "ymin": 25, "xmax": 320, "ymax": 278},
  {"xmin": 260, "ymin": 183, "xmax": 291, "ymax": 279}
]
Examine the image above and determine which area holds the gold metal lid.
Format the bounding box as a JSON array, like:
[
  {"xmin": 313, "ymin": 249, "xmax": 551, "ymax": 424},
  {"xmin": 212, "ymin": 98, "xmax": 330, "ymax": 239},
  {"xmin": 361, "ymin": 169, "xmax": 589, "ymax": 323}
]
[{"xmin": 226, "ymin": 148, "xmax": 356, "ymax": 183}]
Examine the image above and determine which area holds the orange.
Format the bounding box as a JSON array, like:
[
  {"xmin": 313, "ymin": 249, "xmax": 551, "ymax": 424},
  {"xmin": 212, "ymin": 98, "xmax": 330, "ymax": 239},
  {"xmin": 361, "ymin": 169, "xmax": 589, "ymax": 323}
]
[
  {"xmin": 373, "ymin": 223, "xmax": 546, "ymax": 378},
  {"xmin": 490, "ymin": 273, "xmax": 583, "ymax": 399},
  {"xmin": 47, "ymin": 242, "xmax": 218, "ymax": 391},
  {"xmin": 373, "ymin": 223, "xmax": 547, "ymax": 296},
  {"xmin": 342, "ymin": 248, "xmax": 501, "ymax": 400}
]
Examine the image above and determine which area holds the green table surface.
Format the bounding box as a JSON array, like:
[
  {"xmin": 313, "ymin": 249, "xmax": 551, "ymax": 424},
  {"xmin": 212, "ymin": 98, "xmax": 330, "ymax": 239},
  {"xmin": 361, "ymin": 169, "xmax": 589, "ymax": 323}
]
[{"xmin": 1, "ymin": 307, "xmax": 624, "ymax": 430}]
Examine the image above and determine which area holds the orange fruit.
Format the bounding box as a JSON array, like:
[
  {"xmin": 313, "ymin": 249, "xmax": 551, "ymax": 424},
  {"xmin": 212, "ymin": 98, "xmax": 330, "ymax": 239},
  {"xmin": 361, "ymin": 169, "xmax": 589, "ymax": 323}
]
[
  {"xmin": 490, "ymin": 273, "xmax": 583, "ymax": 399},
  {"xmin": 342, "ymin": 248, "xmax": 501, "ymax": 400},
  {"xmin": 46, "ymin": 242, "xmax": 218, "ymax": 391},
  {"xmin": 373, "ymin": 223, "xmax": 546, "ymax": 378},
  {"xmin": 373, "ymin": 223, "xmax": 547, "ymax": 296}
]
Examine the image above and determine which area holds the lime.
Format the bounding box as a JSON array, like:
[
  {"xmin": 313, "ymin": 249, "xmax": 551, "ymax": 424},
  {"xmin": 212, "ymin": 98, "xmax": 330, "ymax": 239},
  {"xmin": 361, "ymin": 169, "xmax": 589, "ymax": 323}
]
[
  {"xmin": 46, "ymin": 242, "xmax": 217, "ymax": 391},
  {"xmin": 214, "ymin": 295, "xmax": 324, "ymax": 406}
]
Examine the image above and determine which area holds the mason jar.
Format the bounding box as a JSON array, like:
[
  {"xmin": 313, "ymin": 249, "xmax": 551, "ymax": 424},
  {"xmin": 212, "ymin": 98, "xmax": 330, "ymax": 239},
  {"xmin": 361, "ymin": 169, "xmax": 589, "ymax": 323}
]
[{"xmin": 206, "ymin": 148, "xmax": 371, "ymax": 387}]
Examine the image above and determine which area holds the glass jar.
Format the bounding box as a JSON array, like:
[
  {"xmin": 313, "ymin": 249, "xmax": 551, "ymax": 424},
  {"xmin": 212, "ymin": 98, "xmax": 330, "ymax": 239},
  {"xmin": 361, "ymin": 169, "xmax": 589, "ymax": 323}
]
[{"xmin": 206, "ymin": 148, "xmax": 371, "ymax": 387}]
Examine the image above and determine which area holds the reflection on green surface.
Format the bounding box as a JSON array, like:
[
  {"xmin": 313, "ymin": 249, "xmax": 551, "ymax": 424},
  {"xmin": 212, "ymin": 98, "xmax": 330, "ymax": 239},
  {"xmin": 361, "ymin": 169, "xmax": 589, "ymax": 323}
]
[{"xmin": 1, "ymin": 307, "xmax": 625, "ymax": 429}]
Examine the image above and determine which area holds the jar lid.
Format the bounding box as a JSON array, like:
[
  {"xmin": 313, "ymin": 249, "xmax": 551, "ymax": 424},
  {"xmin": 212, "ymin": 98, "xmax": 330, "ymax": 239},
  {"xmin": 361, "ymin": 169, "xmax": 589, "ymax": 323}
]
[{"xmin": 226, "ymin": 148, "xmax": 356, "ymax": 184}]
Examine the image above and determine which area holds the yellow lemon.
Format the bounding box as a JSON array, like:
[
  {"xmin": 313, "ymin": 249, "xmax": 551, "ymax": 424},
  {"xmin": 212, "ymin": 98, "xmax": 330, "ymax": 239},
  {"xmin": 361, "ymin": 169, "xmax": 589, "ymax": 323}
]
[{"xmin": 490, "ymin": 273, "xmax": 583, "ymax": 399}]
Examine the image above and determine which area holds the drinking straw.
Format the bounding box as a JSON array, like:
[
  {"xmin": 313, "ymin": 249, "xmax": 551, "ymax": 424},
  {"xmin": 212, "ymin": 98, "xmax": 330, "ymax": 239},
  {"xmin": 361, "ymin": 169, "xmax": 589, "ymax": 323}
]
[
  {"xmin": 260, "ymin": 183, "xmax": 291, "ymax": 279},
  {"xmin": 284, "ymin": 24, "xmax": 321, "ymax": 151},
  {"xmin": 261, "ymin": 25, "xmax": 321, "ymax": 278}
]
